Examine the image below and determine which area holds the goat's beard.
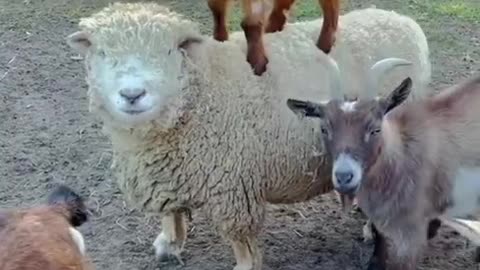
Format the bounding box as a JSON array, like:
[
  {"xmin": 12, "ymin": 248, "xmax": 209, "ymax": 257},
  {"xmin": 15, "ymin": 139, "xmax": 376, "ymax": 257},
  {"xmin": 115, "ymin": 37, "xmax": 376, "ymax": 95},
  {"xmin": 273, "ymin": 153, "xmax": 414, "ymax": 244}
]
[{"xmin": 336, "ymin": 191, "xmax": 357, "ymax": 212}]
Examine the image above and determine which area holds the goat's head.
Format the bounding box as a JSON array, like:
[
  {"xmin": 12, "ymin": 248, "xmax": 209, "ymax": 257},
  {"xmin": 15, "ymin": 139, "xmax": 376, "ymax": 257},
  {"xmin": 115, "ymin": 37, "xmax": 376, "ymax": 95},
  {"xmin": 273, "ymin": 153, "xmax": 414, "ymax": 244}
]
[{"xmin": 287, "ymin": 57, "xmax": 413, "ymax": 196}]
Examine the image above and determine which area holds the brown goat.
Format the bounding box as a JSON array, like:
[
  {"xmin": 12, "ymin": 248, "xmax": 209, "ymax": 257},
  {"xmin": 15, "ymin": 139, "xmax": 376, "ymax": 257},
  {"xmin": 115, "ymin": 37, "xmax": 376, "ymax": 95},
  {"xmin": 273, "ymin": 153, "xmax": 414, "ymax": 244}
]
[
  {"xmin": 0, "ymin": 185, "xmax": 92, "ymax": 270},
  {"xmin": 207, "ymin": 0, "xmax": 340, "ymax": 75},
  {"xmin": 287, "ymin": 61, "xmax": 480, "ymax": 269}
]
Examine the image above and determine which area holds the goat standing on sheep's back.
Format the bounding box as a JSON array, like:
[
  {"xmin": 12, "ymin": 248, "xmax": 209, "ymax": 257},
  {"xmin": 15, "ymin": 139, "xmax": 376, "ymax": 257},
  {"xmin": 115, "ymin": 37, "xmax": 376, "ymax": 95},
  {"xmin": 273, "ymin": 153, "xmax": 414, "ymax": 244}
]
[
  {"xmin": 0, "ymin": 185, "xmax": 92, "ymax": 270},
  {"xmin": 287, "ymin": 71, "xmax": 480, "ymax": 270},
  {"xmin": 208, "ymin": 0, "xmax": 339, "ymax": 75}
]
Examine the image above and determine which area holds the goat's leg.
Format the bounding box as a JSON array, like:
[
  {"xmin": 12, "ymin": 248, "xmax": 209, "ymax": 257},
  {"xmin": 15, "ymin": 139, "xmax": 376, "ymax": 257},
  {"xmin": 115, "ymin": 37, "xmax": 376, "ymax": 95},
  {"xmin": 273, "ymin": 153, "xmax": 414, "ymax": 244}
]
[
  {"xmin": 363, "ymin": 219, "xmax": 375, "ymax": 242},
  {"xmin": 367, "ymin": 218, "xmax": 441, "ymax": 269},
  {"xmin": 367, "ymin": 223, "xmax": 427, "ymax": 270},
  {"xmin": 153, "ymin": 211, "xmax": 189, "ymax": 265},
  {"xmin": 367, "ymin": 223, "xmax": 388, "ymax": 270},
  {"xmin": 231, "ymin": 236, "xmax": 262, "ymax": 270},
  {"xmin": 265, "ymin": 0, "xmax": 295, "ymax": 33},
  {"xmin": 241, "ymin": 0, "xmax": 269, "ymax": 76},
  {"xmin": 208, "ymin": 0, "xmax": 231, "ymax": 41},
  {"xmin": 427, "ymin": 218, "xmax": 442, "ymax": 240},
  {"xmin": 316, "ymin": 0, "xmax": 339, "ymax": 53}
]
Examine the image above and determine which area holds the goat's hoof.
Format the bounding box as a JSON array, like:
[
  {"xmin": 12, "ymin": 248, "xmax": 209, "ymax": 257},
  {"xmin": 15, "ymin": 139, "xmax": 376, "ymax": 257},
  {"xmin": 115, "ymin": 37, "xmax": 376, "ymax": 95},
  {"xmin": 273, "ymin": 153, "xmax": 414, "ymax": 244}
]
[
  {"xmin": 213, "ymin": 30, "xmax": 229, "ymax": 42},
  {"xmin": 153, "ymin": 232, "xmax": 184, "ymax": 265},
  {"xmin": 366, "ymin": 259, "xmax": 385, "ymax": 270},
  {"xmin": 265, "ymin": 13, "xmax": 286, "ymax": 33},
  {"xmin": 427, "ymin": 218, "xmax": 442, "ymax": 240},
  {"xmin": 474, "ymin": 247, "xmax": 480, "ymax": 263},
  {"xmin": 363, "ymin": 222, "xmax": 374, "ymax": 243},
  {"xmin": 316, "ymin": 36, "xmax": 336, "ymax": 55},
  {"xmin": 248, "ymin": 56, "xmax": 268, "ymax": 76}
]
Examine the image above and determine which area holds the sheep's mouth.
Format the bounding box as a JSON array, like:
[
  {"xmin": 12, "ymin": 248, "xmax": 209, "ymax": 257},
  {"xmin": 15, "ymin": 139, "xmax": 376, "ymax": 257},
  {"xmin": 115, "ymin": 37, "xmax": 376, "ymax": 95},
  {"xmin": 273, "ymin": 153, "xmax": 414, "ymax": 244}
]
[{"xmin": 121, "ymin": 109, "xmax": 147, "ymax": 115}]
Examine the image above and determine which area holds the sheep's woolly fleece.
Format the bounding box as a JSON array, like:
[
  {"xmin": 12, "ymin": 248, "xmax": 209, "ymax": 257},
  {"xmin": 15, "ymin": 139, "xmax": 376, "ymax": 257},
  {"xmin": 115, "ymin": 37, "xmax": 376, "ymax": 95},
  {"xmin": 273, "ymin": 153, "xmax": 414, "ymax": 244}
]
[
  {"xmin": 76, "ymin": 3, "xmax": 431, "ymax": 240},
  {"xmin": 78, "ymin": 3, "xmax": 202, "ymax": 59}
]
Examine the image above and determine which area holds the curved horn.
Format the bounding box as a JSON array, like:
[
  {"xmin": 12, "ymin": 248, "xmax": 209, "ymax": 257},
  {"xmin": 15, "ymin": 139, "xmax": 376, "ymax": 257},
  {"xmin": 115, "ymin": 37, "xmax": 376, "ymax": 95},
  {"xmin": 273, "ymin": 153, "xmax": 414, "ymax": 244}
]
[
  {"xmin": 366, "ymin": 58, "xmax": 413, "ymax": 98},
  {"xmin": 324, "ymin": 55, "xmax": 343, "ymax": 99}
]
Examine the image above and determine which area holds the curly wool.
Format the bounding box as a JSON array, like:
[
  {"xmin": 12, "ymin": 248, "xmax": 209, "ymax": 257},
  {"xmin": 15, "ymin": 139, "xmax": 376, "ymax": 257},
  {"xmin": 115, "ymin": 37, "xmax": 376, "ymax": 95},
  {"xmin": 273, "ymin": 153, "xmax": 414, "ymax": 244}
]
[{"xmin": 79, "ymin": 3, "xmax": 431, "ymax": 240}]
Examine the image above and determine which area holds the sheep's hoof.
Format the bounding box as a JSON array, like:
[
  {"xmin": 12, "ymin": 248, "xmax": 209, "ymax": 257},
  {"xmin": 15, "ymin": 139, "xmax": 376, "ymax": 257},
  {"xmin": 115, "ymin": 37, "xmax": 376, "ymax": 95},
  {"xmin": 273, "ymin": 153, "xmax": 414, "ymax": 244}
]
[
  {"xmin": 233, "ymin": 265, "xmax": 253, "ymax": 270},
  {"xmin": 153, "ymin": 232, "xmax": 185, "ymax": 265}
]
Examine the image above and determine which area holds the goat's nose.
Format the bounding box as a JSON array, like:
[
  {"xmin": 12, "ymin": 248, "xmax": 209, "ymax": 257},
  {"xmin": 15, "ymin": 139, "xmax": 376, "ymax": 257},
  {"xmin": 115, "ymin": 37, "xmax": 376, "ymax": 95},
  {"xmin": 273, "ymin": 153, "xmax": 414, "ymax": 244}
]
[
  {"xmin": 335, "ymin": 171, "xmax": 354, "ymax": 186},
  {"xmin": 119, "ymin": 88, "xmax": 146, "ymax": 104}
]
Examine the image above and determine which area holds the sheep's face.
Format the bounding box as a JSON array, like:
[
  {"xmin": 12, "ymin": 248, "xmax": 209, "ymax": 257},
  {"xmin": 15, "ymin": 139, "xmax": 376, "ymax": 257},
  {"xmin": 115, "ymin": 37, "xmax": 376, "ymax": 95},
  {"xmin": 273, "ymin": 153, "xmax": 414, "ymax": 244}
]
[
  {"xmin": 67, "ymin": 30, "xmax": 202, "ymax": 127},
  {"xmin": 287, "ymin": 78, "xmax": 412, "ymax": 196},
  {"xmin": 90, "ymin": 52, "xmax": 164, "ymax": 123}
]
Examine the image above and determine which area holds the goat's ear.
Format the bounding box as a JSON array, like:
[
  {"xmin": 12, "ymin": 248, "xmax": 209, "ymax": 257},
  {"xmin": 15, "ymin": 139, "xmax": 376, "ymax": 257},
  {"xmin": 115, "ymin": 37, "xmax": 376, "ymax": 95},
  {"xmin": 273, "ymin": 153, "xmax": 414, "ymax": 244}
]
[
  {"xmin": 287, "ymin": 99, "xmax": 325, "ymax": 118},
  {"xmin": 380, "ymin": 77, "xmax": 412, "ymax": 114},
  {"xmin": 66, "ymin": 31, "xmax": 92, "ymax": 55}
]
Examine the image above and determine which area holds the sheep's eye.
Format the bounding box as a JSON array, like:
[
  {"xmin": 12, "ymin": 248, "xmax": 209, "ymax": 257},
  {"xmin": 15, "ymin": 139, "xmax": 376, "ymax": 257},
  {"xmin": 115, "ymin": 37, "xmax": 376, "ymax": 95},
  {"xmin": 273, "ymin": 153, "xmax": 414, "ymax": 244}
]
[
  {"xmin": 168, "ymin": 49, "xmax": 172, "ymax": 55},
  {"xmin": 98, "ymin": 50, "xmax": 106, "ymax": 58}
]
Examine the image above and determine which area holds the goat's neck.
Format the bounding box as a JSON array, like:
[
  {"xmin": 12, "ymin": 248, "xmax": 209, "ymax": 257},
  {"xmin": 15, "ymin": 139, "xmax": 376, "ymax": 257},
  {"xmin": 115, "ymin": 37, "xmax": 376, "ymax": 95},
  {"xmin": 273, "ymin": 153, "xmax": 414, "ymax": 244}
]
[{"xmin": 358, "ymin": 120, "xmax": 413, "ymax": 223}]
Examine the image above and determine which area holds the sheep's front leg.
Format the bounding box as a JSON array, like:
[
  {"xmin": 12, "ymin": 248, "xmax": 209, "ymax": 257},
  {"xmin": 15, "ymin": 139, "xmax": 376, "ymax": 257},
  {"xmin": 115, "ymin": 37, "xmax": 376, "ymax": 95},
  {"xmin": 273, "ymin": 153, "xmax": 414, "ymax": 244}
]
[
  {"xmin": 241, "ymin": 0, "xmax": 269, "ymax": 76},
  {"xmin": 231, "ymin": 236, "xmax": 262, "ymax": 270},
  {"xmin": 153, "ymin": 211, "xmax": 188, "ymax": 265},
  {"xmin": 208, "ymin": 0, "xmax": 231, "ymax": 41},
  {"xmin": 316, "ymin": 0, "xmax": 339, "ymax": 54},
  {"xmin": 265, "ymin": 0, "xmax": 295, "ymax": 33}
]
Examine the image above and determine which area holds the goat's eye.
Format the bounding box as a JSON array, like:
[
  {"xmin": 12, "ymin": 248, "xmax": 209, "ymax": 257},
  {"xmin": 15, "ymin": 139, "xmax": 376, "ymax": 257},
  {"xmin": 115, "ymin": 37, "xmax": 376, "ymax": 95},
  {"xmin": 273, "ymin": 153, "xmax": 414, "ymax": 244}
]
[
  {"xmin": 370, "ymin": 128, "xmax": 381, "ymax": 136},
  {"xmin": 321, "ymin": 127, "xmax": 328, "ymax": 135}
]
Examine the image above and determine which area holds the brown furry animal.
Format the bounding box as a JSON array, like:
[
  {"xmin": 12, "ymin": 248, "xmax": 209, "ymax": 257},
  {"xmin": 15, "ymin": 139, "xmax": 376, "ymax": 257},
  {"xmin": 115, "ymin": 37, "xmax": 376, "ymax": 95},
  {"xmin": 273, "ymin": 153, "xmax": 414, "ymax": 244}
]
[
  {"xmin": 0, "ymin": 185, "xmax": 92, "ymax": 270},
  {"xmin": 287, "ymin": 72, "xmax": 480, "ymax": 270},
  {"xmin": 207, "ymin": 0, "xmax": 340, "ymax": 75}
]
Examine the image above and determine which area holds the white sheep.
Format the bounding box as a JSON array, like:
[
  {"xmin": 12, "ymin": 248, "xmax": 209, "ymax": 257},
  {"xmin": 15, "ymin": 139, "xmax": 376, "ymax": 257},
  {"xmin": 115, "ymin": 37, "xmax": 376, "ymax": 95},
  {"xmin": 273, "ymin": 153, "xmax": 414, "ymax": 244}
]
[{"xmin": 66, "ymin": 3, "xmax": 431, "ymax": 269}]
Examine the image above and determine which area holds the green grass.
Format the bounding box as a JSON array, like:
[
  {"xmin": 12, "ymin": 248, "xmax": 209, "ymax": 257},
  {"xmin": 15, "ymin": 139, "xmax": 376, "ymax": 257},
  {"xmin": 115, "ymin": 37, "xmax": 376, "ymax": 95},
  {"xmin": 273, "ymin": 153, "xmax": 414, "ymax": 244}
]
[
  {"xmin": 294, "ymin": 0, "xmax": 323, "ymax": 20},
  {"xmin": 225, "ymin": 0, "xmax": 480, "ymax": 28},
  {"xmin": 436, "ymin": 1, "xmax": 480, "ymax": 22},
  {"xmin": 226, "ymin": 0, "xmax": 323, "ymax": 31},
  {"xmin": 407, "ymin": 0, "xmax": 480, "ymax": 23}
]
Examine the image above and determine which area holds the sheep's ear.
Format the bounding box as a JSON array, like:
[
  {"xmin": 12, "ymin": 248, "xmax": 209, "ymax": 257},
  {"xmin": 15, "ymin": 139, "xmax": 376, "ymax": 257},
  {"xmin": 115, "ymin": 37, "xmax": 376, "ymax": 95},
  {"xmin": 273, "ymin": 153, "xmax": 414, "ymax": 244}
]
[
  {"xmin": 66, "ymin": 31, "xmax": 92, "ymax": 54},
  {"xmin": 287, "ymin": 98, "xmax": 325, "ymax": 118},
  {"xmin": 179, "ymin": 36, "xmax": 203, "ymax": 55},
  {"xmin": 380, "ymin": 77, "xmax": 412, "ymax": 114}
]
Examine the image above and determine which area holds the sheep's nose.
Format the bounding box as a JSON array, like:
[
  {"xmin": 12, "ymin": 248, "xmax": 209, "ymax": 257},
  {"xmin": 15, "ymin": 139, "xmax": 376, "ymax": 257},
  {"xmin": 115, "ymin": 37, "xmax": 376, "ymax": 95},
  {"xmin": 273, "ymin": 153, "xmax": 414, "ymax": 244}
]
[
  {"xmin": 119, "ymin": 88, "xmax": 146, "ymax": 104},
  {"xmin": 335, "ymin": 171, "xmax": 354, "ymax": 186}
]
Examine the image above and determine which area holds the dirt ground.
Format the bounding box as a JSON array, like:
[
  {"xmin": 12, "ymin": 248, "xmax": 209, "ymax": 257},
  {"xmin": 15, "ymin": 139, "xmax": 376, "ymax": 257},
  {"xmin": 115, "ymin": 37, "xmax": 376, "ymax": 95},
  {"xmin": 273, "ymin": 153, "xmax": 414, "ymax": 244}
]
[{"xmin": 1, "ymin": 0, "xmax": 479, "ymax": 269}]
